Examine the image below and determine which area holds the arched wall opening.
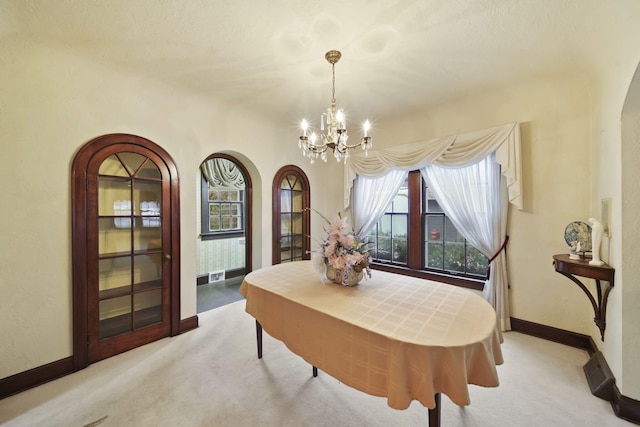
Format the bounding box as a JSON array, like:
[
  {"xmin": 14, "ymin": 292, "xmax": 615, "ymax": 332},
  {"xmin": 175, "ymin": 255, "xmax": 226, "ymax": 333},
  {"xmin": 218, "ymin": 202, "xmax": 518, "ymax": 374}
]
[{"xmin": 620, "ymin": 61, "xmax": 640, "ymax": 397}]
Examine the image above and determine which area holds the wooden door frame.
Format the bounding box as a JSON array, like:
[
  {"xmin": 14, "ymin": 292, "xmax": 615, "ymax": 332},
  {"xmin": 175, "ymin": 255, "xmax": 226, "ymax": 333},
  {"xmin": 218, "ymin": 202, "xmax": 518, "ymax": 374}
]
[
  {"xmin": 71, "ymin": 133, "xmax": 181, "ymax": 371},
  {"xmin": 271, "ymin": 165, "xmax": 311, "ymax": 265}
]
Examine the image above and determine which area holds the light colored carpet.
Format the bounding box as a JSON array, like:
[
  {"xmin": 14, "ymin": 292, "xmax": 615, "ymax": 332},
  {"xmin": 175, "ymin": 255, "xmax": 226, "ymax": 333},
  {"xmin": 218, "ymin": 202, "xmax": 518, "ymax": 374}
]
[{"xmin": 0, "ymin": 301, "xmax": 632, "ymax": 426}]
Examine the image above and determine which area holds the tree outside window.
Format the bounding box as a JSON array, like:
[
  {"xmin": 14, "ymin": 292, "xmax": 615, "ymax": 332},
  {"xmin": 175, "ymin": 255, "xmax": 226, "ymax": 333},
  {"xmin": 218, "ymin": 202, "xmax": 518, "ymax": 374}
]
[{"xmin": 368, "ymin": 171, "xmax": 488, "ymax": 288}]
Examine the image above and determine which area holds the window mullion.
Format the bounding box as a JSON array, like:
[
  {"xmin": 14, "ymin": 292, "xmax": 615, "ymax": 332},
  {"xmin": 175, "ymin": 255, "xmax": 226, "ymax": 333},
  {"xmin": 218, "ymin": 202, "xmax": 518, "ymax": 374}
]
[{"xmin": 407, "ymin": 171, "xmax": 422, "ymax": 269}]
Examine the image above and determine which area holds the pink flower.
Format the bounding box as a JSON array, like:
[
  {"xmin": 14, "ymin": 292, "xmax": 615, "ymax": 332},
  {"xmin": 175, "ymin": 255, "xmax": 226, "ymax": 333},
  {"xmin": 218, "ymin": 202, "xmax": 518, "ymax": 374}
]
[
  {"xmin": 324, "ymin": 242, "xmax": 337, "ymax": 258},
  {"xmin": 332, "ymin": 256, "xmax": 347, "ymax": 269},
  {"xmin": 338, "ymin": 233, "xmax": 353, "ymax": 248},
  {"xmin": 328, "ymin": 216, "xmax": 347, "ymax": 236},
  {"xmin": 348, "ymin": 252, "xmax": 364, "ymax": 266},
  {"xmin": 316, "ymin": 211, "xmax": 371, "ymax": 282}
]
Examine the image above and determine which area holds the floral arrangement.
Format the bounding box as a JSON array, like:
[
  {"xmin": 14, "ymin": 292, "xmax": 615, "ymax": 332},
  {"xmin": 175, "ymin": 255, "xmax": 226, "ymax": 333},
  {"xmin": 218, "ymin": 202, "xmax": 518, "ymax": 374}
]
[{"xmin": 312, "ymin": 211, "xmax": 372, "ymax": 286}]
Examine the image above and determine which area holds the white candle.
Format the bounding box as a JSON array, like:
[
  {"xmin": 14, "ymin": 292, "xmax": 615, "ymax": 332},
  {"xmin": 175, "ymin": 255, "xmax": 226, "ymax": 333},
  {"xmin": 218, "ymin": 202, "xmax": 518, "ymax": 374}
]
[{"xmin": 363, "ymin": 120, "xmax": 371, "ymax": 137}]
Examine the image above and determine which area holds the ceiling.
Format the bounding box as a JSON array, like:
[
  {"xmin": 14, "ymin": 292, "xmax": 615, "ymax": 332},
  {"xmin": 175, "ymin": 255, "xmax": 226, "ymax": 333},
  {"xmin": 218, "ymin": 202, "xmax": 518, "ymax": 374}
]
[{"xmin": 1, "ymin": 0, "xmax": 637, "ymax": 128}]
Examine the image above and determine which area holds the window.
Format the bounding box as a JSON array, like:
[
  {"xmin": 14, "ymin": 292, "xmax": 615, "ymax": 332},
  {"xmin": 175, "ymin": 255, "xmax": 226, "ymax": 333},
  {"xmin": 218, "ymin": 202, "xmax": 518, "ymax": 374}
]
[
  {"xmin": 200, "ymin": 156, "xmax": 247, "ymax": 240},
  {"xmin": 206, "ymin": 187, "xmax": 243, "ymax": 232},
  {"xmin": 368, "ymin": 170, "xmax": 488, "ymax": 289},
  {"xmin": 367, "ymin": 180, "xmax": 409, "ymax": 264}
]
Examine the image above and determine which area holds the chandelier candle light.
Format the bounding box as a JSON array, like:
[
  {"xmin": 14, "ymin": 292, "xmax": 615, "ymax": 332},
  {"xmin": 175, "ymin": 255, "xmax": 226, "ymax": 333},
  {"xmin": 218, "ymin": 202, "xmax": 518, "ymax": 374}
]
[{"xmin": 298, "ymin": 50, "xmax": 373, "ymax": 164}]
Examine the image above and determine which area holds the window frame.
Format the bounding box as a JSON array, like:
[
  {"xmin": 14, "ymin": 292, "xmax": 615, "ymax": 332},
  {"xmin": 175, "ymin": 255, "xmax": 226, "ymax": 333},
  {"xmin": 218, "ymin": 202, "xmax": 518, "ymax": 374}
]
[
  {"xmin": 200, "ymin": 154, "xmax": 248, "ymax": 241},
  {"xmin": 369, "ymin": 170, "xmax": 486, "ymax": 291}
]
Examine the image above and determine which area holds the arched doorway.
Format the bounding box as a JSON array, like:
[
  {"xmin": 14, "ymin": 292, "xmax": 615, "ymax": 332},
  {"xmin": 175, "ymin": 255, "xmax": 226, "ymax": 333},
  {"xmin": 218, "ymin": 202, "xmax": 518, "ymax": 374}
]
[{"xmin": 196, "ymin": 153, "xmax": 252, "ymax": 312}]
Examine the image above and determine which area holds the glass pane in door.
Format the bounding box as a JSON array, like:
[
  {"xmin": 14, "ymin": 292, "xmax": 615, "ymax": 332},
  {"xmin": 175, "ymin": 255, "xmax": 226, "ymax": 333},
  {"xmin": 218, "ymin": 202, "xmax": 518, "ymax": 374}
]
[
  {"xmin": 292, "ymin": 235, "xmax": 303, "ymax": 260},
  {"xmin": 133, "ymin": 218, "xmax": 162, "ymax": 253},
  {"xmin": 292, "ymin": 191, "xmax": 303, "ymax": 212},
  {"xmin": 291, "ymin": 213, "xmax": 302, "ymax": 234},
  {"xmin": 118, "ymin": 152, "xmax": 147, "ymax": 176},
  {"xmin": 99, "ymin": 257, "xmax": 132, "ymax": 294},
  {"xmin": 99, "ymin": 155, "xmax": 129, "ymax": 177},
  {"xmin": 280, "ymin": 236, "xmax": 292, "ymax": 262},
  {"xmin": 281, "ymin": 190, "xmax": 292, "ymax": 212},
  {"xmin": 99, "ymin": 295, "xmax": 132, "ymax": 339},
  {"xmin": 133, "ymin": 253, "xmax": 162, "ymax": 289},
  {"xmin": 280, "ymin": 213, "xmax": 291, "ymax": 235},
  {"xmin": 136, "ymin": 160, "xmax": 162, "ymax": 179},
  {"xmin": 98, "ymin": 177, "xmax": 131, "ymax": 217},
  {"xmin": 134, "ymin": 180, "xmax": 162, "ymax": 220},
  {"xmin": 134, "ymin": 289, "xmax": 162, "ymax": 328},
  {"xmin": 98, "ymin": 218, "xmax": 131, "ymax": 255}
]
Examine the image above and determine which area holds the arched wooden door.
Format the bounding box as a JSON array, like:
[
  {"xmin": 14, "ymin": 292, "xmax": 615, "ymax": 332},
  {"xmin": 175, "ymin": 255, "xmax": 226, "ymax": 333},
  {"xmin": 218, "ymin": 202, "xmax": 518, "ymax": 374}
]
[
  {"xmin": 72, "ymin": 134, "xmax": 180, "ymax": 368},
  {"xmin": 272, "ymin": 165, "xmax": 310, "ymax": 264}
]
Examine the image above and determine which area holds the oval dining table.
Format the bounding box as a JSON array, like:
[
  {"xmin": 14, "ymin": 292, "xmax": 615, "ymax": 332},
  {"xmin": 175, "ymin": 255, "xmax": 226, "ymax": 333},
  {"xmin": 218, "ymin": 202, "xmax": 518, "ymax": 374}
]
[{"xmin": 239, "ymin": 261, "xmax": 503, "ymax": 427}]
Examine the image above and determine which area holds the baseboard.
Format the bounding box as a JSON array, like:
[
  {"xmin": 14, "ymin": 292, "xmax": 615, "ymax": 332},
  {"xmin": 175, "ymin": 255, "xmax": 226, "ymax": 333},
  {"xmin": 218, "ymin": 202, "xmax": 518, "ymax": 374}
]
[
  {"xmin": 197, "ymin": 267, "xmax": 246, "ymax": 286},
  {"xmin": 510, "ymin": 317, "xmax": 597, "ymax": 354},
  {"xmin": 612, "ymin": 385, "xmax": 640, "ymax": 424},
  {"xmin": 0, "ymin": 356, "xmax": 74, "ymax": 400},
  {"xmin": 511, "ymin": 317, "xmax": 640, "ymax": 424},
  {"xmin": 180, "ymin": 315, "xmax": 199, "ymax": 333}
]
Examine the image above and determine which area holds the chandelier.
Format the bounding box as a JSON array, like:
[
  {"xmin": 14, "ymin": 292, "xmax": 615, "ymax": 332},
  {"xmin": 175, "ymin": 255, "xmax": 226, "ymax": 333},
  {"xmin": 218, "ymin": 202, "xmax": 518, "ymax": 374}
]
[{"xmin": 298, "ymin": 50, "xmax": 372, "ymax": 164}]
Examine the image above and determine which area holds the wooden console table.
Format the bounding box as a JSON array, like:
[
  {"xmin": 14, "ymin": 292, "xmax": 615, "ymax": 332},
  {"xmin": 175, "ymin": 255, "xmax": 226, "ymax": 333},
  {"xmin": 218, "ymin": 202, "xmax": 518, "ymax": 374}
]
[{"xmin": 552, "ymin": 254, "xmax": 615, "ymax": 341}]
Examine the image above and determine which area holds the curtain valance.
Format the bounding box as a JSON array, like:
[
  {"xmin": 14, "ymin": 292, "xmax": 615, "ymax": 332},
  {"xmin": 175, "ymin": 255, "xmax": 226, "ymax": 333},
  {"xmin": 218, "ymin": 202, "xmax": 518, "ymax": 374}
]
[
  {"xmin": 201, "ymin": 158, "xmax": 245, "ymax": 189},
  {"xmin": 345, "ymin": 122, "xmax": 522, "ymax": 210}
]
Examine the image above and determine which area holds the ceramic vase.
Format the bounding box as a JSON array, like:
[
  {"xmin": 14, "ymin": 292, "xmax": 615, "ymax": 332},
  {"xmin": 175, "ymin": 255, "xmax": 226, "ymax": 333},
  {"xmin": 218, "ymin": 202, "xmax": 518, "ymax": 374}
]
[{"xmin": 326, "ymin": 264, "xmax": 363, "ymax": 286}]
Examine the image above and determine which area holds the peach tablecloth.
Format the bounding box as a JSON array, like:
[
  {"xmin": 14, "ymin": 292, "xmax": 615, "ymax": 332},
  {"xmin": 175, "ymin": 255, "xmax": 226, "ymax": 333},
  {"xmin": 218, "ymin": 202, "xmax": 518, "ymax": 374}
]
[{"xmin": 239, "ymin": 261, "xmax": 503, "ymax": 410}]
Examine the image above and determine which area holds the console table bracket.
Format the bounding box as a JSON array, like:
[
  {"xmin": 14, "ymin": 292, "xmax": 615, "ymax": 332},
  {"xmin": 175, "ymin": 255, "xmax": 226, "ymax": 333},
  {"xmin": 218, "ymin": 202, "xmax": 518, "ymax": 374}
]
[{"xmin": 552, "ymin": 254, "xmax": 615, "ymax": 341}]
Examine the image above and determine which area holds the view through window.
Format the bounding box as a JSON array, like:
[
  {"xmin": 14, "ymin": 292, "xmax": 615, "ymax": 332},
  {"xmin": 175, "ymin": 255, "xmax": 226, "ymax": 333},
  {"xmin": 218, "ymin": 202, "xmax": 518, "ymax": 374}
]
[
  {"xmin": 200, "ymin": 158, "xmax": 246, "ymax": 239},
  {"xmin": 367, "ymin": 171, "xmax": 488, "ymax": 285}
]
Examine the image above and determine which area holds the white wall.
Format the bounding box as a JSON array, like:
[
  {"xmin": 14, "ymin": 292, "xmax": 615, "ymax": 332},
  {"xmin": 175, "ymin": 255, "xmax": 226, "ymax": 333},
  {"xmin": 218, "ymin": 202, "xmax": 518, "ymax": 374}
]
[
  {"xmin": 374, "ymin": 72, "xmax": 596, "ymax": 334},
  {"xmin": 583, "ymin": 21, "xmax": 640, "ymax": 398},
  {"xmin": 0, "ymin": 37, "xmax": 344, "ymax": 378},
  {"xmin": 618, "ymin": 64, "xmax": 640, "ymax": 397}
]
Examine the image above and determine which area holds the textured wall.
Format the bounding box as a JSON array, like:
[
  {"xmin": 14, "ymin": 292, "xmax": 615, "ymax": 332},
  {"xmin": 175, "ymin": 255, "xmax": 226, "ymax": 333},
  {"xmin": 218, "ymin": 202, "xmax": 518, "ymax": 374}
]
[
  {"xmin": 0, "ymin": 38, "xmax": 340, "ymax": 378},
  {"xmin": 374, "ymin": 74, "xmax": 595, "ymax": 335},
  {"xmin": 620, "ymin": 65, "xmax": 640, "ymax": 397}
]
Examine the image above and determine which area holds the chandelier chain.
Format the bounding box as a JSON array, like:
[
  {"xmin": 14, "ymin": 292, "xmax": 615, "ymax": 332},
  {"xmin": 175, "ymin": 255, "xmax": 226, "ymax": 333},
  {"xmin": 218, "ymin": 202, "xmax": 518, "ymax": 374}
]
[{"xmin": 331, "ymin": 63, "xmax": 336, "ymax": 103}]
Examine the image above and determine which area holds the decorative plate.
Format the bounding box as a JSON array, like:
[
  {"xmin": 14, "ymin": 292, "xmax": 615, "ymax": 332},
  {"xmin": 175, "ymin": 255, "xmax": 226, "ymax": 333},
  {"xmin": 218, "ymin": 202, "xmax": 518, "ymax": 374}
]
[{"xmin": 564, "ymin": 221, "xmax": 592, "ymax": 252}]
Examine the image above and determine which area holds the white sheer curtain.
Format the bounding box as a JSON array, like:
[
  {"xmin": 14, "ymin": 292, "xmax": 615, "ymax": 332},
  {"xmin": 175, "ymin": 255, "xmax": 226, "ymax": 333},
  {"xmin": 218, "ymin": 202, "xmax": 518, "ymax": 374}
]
[
  {"xmin": 344, "ymin": 123, "xmax": 521, "ymax": 331},
  {"xmin": 421, "ymin": 153, "xmax": 510, "ymax": 331},
  {"xmin": 350, "ymin": 169, "xmax": 407, "ymax": 239}
]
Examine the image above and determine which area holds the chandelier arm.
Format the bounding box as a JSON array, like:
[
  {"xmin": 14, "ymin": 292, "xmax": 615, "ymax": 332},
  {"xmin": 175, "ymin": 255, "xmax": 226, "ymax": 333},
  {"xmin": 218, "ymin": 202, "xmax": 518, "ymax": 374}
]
[
  {"xmin": 340, "ymin": 140, "xmax": 369, "ymax": 150},
  {"xmin": 306, "ymin": 144, "xmax": 330, "ymax": 154}
]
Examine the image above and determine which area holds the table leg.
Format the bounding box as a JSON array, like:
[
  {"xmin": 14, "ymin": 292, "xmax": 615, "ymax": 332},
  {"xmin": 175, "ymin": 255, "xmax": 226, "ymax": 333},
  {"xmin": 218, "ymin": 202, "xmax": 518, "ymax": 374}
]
[
  {"xmin": 428, "ymin": 393, "xmax": 441, "ymax": 427},
  {"xmin": 312, "ymin": 366, "xmax": 318, "ymax": 377},
  {"xmin": 256, "ymin": 320, "xmax": 263, "ymax": 359}
]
